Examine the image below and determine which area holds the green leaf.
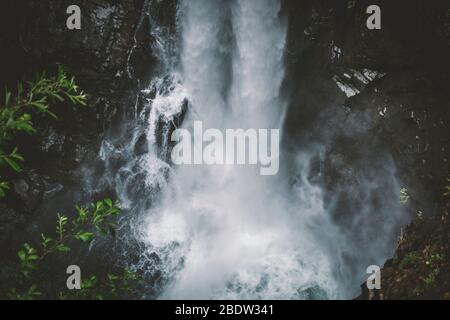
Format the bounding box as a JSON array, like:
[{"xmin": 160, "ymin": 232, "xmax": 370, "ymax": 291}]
[
  {"xmin": 76, "ymin": 206, "xmax": 88, "ymax": 221},
  {"xmin": 28, "ymin": 254, "xmax": 39, "ymax": 261},
  {"xmin": 56, "ymin": 244, "xmax": 71, "ymax": 252},
  {"xmin": 56, "ymin": 213, "xmax": 68, "ymax": 239},
  {"xmin": 95, "ymin": 201, "xmax": 104, "ymax": 211},
  {"xmin": 18, "ymin": 249, "xmax": 26, "ymax": 262},
  {"xmin": 93, "ymin": 214, "xmax": 104, "ymax": 225},
  {"xmin": 28, "ymin": 284, "xmax": 41, "ymax": 298},
  {"xmin": 40, "ymin": 233, "xmax": 53, "ymax": 249},
  {"xmin": 10, "ymin": 148, "xmax": 24, "ymax": 161},
  {"xmin": 5, "ymin": 90, "xmax": 11, "ymax": 106},
  {"xmin": 24, "ymin": 243, "xmax": 36, "ymax": 255},
  {"xmin": 81, "ymin": 276, "xmax": 97, "ymax": 290},
  {"xmin": 107, "ymin": 273, "xmax": 119, "ymax": 281},
  {"xmin": 50, "ymin": 92, "xmax": 64, "ymax": 102},
  {"xmin": 104, "ymin": 198, "xmax": 113, "ymax": 208},
  {"xmin": 75, "ymin": 231, "xmax": 94, "ymax": 243},
  {"xmin": 0, "ymin": 181, "xmax": 9, "ymax": 197},
  {"xmin": 30, "ymin": 100, "xmax": 48, "ymax": 111},
  {"xmin": 3, "ymin": 156, "xmax": 22, "ymax": 172}
]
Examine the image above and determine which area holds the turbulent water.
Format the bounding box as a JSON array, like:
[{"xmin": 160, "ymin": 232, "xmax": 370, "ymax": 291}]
[{"xmin": 99, "ymin": 0, "xmax": 409, "ymax": 299}]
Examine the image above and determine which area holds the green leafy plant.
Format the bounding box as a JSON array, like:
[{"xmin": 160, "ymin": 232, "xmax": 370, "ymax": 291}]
[
  {"xmin": 418, "ymin": 250, "xmax": 445, "ymax": 290},
  {"xmin": 426, "ymin": 253, "xmax": 445, "ymax": 266},
  {"xmin": 64, "ymin": 269, "xmax": 140, "ymax": 300},
  {"xmin": 0, "ymin": 67, "xmax": 86, "ymax": 196},
  {"xmin": 421, "ymin": 269, "xmax": 439, "ymax": 287},
  {"xmin": 399, "ymin": 252, "xmax": 421, "ymax": 269},
  {"xmin": 0, "ymin": 69, "xmax": 139, "ymax": 300},
  {"xmin": 5, "ymin": 199, "xmax": 140, "ymax": 300}
]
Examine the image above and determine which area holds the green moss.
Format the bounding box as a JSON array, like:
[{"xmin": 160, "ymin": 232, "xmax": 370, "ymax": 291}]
[
  {"xmin": 399, "ymin": 252, "xmax": 421, "ymax": 269},
  {"xmin": 421, "ymin": 269, "xmax": 439, "ymax": 288}
]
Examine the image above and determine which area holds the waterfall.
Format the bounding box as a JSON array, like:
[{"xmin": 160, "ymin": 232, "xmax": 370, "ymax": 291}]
[{"xmin": 98, "ymin": 0, "xmax": 408, "ymax": 300}]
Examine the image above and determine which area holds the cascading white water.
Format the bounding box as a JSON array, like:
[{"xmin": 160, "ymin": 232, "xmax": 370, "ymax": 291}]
[
  {"xmin": 99, "ymin": 0, "xmax": 409, "ymax": 299},
  {"xmin": 229, "ymin": 0, "xmax": 287, "ymax": 128},
  {"xmin": 136, "ymin": 0, "xmax": 339, "ymax": 299}
]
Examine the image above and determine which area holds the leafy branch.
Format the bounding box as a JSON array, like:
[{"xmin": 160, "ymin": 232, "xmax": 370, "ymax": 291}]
[
  {"xmin": 0, "ymin": 67, "xmax": 87, "ymax": 196},
  {"xmin": 6, "ymin": 199, "xmax": 132, "ymax": 300}
]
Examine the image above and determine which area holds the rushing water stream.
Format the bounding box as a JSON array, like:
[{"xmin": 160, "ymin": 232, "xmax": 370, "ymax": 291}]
[{"xmin": 98, "ymin": 0, "xmax": 408, "ymax": 299}]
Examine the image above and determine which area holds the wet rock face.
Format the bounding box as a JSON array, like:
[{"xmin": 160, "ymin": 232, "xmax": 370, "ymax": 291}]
[
  {"xmin": 283, "ymin": 0, "xmax": 449, "ymax": 201},
  {"xmin": 0, "ymin": 203, "xmax": 25, "ymax": 254},
  {"xmin": 0, "ymin": 170, "xmax": 64, "ymax": 255},
  {"xmin": 1, "ymin": 0, "xmax": 147, "ymax": 85},
  {"xmin": 10, "ymin": 172, "xmax": 64, "ymax": 214}
]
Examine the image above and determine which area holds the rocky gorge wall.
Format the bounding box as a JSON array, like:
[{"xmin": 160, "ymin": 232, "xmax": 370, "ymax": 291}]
[{"xmin": 281, "ymin": 0, "xmax": 450, "ymax": 299}]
